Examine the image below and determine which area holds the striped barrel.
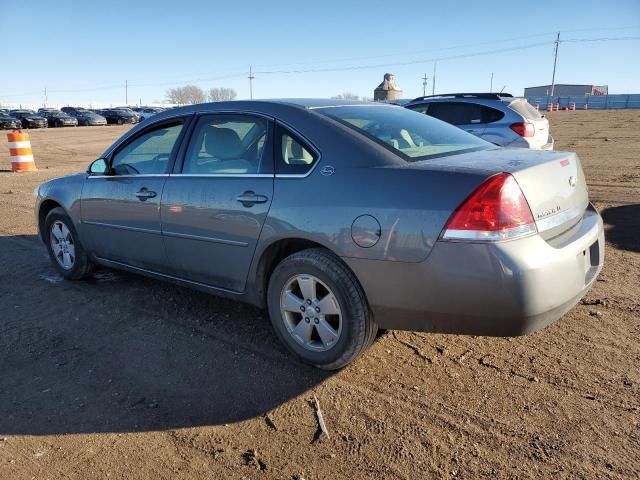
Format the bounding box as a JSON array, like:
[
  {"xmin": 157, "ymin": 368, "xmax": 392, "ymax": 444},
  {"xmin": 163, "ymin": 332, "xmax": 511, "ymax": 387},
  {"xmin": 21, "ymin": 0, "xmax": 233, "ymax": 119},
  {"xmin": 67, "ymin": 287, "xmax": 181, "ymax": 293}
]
[{"xmin": 7, "ymin": 130, "xmax": 37, "ymax": 172}]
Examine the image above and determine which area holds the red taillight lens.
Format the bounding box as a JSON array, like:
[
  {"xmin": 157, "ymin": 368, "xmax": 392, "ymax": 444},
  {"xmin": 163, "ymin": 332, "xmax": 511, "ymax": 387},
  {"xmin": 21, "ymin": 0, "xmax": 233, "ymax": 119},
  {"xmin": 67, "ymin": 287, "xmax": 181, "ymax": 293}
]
[
  {"xmin": 442, "ymin": 173, "xmax": 537, "ymax": 241},
  {"xmin": 510, "ymin": 122, "xmax": 535, "ymax": 137}
]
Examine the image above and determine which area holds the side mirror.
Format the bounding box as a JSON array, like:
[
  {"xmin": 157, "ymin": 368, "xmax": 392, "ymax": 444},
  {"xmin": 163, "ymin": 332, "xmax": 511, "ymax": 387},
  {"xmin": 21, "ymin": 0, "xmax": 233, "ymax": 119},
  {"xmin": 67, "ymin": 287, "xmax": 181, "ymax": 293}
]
[{"xmin": 87, "ymin": 158, "xmax": 110, "ymax": 175}]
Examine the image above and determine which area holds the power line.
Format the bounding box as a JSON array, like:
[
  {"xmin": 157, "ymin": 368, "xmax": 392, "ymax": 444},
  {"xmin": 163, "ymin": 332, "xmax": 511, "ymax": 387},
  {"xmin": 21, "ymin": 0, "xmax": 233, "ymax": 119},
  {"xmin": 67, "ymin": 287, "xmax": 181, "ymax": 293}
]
[{"xmin": 2, "ymin": 34, "xmax": 639, "ymax": 100}]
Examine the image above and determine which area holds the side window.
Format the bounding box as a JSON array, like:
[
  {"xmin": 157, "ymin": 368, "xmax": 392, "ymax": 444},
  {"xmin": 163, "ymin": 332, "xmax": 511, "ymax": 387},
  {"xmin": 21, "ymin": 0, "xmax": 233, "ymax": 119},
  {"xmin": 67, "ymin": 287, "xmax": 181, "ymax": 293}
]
[
  {"xmin": 111, "ymin": 122, "xmax": 184, "ymax": 175},
  {"xmin": 182, "ymin": 114, "xmax": 270, "ymax": 175},
  {"xmin": 480, "ymin": 105, "xmax": 505, "ymax": 123},
  {"xmin": 407, "ymin": 103, "xmax": 430, "ymax": 115},
  {"xmin": 427, "ymin": 102, "xmax": 484, "ymax": 125},
  {"xmin": 276, "ymin": 125, "xmax": 317, "ymax": 175}
]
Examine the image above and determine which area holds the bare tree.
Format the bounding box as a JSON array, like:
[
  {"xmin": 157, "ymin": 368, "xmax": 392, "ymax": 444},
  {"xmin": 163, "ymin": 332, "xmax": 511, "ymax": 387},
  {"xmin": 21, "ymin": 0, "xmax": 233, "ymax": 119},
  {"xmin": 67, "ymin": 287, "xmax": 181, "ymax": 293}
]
[
  {"xmin": 331, "ymin": 92, "xmax": 360, "ymax": 100},
  {"xmin": 165, "ymin": 85, "xmax": 206, "ymax": 105},
  {"xmin": 209, "ymin": 87, "xmax": 237, "ymax": 102}
]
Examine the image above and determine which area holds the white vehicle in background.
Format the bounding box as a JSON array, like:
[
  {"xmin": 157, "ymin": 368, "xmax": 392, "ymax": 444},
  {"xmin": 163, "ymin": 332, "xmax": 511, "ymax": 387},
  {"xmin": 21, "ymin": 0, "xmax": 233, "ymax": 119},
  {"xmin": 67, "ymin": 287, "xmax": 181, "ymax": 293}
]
[
  {"xmin": 133, "ymin": 107, "xmax": 165, "ymax": 122},
  {"xmin": 405, "ymin": 93, "xmax": 554, "ymax": 150}
]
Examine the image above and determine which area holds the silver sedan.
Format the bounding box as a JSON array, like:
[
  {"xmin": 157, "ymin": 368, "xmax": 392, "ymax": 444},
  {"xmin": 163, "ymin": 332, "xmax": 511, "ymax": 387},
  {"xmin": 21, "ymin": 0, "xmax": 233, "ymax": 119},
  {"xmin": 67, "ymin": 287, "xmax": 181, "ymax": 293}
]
[{"xmin": 35, "ymin": 99, "xmax": 604, "ymax": 369}]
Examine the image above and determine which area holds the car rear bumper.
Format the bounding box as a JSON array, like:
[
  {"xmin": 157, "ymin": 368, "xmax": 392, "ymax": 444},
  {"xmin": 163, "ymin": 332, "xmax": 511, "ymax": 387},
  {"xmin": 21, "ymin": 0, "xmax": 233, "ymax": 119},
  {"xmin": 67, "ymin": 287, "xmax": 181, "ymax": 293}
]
[
  {"xmin": 344, "ymin": 204, "xmax": 604, "ymax": 337},
  {"xmin": 541, "ymin": 135, "xmax": 554, "ymax": 150}
]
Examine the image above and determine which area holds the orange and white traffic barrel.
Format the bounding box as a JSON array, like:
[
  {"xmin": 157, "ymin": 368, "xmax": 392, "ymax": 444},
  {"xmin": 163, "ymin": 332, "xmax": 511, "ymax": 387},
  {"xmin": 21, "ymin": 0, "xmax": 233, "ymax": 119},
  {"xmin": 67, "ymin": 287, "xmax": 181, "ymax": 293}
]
[
  {"xmin": 534, "ymin": 103, "xmax": 540, "ymax": 111},
  {"xmin": 547, "ymin": 102, "xmax": 553, "ymax": 111},
  {"xmin": 554, "ymin": 103, "xmax": 560, "ymax": 111},
  {"xmin": 570, "ymin": 102, "xmax": 576, "ymax": 111},
  {"xmin": 7, "ymin": 130, "xmax": 37, "ymax": 172}
]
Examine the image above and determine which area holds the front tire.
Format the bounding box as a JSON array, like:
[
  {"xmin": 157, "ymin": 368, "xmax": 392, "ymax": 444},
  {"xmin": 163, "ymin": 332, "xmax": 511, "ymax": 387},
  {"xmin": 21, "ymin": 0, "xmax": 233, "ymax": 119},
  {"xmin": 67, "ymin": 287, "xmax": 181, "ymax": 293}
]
[
  {"xmin": 44, "ymin": 207, "xmax": 94, "ymax": 280},
  {"xmin": 267, "ymin": 248, "xmax": 377, "ymax": 370}
]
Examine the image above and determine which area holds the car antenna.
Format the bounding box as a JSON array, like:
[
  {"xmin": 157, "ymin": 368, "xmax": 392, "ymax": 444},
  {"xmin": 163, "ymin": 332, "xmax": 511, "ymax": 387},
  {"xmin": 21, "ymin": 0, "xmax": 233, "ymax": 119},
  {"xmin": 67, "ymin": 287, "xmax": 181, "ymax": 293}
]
[{"xmin": 500, "ymin": 86, "xmax": 506, "ymax": 93}]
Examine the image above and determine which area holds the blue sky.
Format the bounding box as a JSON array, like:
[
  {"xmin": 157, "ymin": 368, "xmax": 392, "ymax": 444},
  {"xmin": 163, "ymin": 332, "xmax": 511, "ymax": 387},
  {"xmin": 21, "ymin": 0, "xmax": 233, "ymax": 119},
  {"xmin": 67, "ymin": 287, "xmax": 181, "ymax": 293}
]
[{"xmin": 1, "ymin": 0, "xmax": 639, "ymax": 106}]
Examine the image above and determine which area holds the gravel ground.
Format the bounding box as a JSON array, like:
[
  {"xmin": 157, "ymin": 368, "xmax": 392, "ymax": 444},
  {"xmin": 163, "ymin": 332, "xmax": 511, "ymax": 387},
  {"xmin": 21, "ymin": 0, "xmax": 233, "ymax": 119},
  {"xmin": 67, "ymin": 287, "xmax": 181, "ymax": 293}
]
[{"xmin": 0, "ymin": 111, "xmax": 638, "ymax": 479}]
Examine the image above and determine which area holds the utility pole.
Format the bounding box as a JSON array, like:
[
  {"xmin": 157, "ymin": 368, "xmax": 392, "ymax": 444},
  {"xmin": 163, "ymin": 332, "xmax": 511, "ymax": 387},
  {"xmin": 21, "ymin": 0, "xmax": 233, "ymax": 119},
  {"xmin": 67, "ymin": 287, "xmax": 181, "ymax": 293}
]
[
  {"xmin": 248, "ymin": 66, "xmax": 255, "ymax": 100},
  {"xmin": 125, "ymin": 80, "xmax": 128, "ymax": 105},
  {"xmin": 432, "ymin": 62, "xmax": 437, "ymax": 95},
  {"xmin": 490, "ymin": 72, "xmax": 494, "ymax": 92},
  {"xmin": 44, "ymin": 87, "xmax": 47, "ymax": 107},
  {"xmin": 421, "ymin": 73, "xmax": 429, "ymax": 96},
  {"xmin": 550, "ymin": 32, "xmax": 560, "ymax": 98}
]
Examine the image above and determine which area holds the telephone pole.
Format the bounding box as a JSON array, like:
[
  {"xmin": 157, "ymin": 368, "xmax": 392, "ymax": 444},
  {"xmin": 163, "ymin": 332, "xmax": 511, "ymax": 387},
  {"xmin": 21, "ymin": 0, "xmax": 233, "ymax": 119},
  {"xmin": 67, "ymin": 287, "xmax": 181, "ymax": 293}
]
[
  {"xmin": 248, "ymin": 66, "xmax": 255, "ymax": 100},
  {"xmin": 421, "ymin": 73, "xmax": 429, "ymax": 96},
  {"xmin": 125, "ymin": 80, "xmax": 128, "ymax": 105},
  {"xmin": 431, "ymin": 62, "xmax": 437, "ymax": 95},
  {"xmin": 550, "ymin": 32, "xmax": 560, "ymax": 97},
  {"xmin": 490, "ymin": 72, "xmax": 494, "ymax": 92},
  {"xmin": 44, "ymin": 87, "xmax": 47, "ymax": 106}
]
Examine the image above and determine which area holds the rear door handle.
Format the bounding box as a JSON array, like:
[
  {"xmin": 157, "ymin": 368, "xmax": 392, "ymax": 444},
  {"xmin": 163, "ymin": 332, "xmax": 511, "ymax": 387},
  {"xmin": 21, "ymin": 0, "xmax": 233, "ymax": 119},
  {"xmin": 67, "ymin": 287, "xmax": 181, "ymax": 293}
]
[
  {"xmin": 135, "ymin": 188, "xmax": 157, "ymax": 201},
  {"xmin": 236, "ymin": 191, "xmax": 269, "ymax": 207}
]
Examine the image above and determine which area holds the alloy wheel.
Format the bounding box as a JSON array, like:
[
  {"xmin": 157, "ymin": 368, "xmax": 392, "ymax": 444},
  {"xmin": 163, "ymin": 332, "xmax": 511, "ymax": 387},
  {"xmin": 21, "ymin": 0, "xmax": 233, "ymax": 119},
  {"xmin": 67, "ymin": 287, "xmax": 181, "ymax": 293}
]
[
  {"xmin": 280, "ymin": 274, "xmax": 342, "ymax": 352},
  {"xmin": 50, "ymin": 220, "xmax": 75, "ymax": 270}
]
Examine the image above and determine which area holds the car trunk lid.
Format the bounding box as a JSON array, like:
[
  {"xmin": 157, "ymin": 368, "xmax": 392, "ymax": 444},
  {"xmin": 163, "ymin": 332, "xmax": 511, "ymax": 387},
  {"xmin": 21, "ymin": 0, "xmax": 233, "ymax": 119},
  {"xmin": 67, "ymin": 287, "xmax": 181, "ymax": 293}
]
[{"xmin": 408, "ymin": 148, "xmax": 589, "ymax": 239}]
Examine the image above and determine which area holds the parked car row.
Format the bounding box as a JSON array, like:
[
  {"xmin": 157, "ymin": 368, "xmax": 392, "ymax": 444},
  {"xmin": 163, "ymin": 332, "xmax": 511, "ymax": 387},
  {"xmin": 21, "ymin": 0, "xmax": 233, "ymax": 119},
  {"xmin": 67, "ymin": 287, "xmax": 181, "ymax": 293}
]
[
  {"xmin": 0, "ymin": 106, "xmax": 168, "ymax": 129},
  {"xmin": 2, "ymin": 96, "xmax": 550, "ymax": 151}
]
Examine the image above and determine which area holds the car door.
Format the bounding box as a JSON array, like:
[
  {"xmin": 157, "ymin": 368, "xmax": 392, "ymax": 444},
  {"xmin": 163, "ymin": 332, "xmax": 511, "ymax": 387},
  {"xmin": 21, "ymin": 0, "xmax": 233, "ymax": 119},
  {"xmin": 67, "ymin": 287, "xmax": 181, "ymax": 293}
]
[
  {"xmin": 161, "ymin": 113, "xmax": 274, "ymax": 292},
  {"xmin": 426, "ymin": 102, "xmax": 487, "ymax": 137},
  {"xmin": 81, "ymin": 118, "xmax": 188, "ymax": 272}
]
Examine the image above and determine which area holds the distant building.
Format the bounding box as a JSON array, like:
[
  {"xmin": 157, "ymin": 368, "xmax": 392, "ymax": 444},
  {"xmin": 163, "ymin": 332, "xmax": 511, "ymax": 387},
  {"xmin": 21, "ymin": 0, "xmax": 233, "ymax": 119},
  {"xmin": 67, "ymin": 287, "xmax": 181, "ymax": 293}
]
[
  {"xmin": 374, "ymin": 73, "xmax": 403, "ymax": 101},
  {"xmin": 524, "ymin": 84, "xmax": 608, "ymax": 97}
]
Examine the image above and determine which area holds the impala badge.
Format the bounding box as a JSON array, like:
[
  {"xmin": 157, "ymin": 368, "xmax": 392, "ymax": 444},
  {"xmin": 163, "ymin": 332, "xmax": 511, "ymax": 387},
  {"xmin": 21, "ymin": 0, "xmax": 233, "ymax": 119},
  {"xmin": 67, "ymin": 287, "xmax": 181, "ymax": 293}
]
[
  {"xmin": 568, "ymin": 176, "xmax": 577, "ymax": 187},
  {"xmin": 320, "ymin": 165, "xmax": 335, "ymax": 176}
]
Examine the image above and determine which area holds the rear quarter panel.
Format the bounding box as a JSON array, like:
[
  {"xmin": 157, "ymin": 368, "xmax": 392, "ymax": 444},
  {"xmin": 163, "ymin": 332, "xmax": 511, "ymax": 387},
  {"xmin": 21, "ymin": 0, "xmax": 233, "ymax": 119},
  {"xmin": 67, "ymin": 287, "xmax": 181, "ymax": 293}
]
[{"xmin": 260, "ymin": 166, "xmax": 486, "ymax": 263}]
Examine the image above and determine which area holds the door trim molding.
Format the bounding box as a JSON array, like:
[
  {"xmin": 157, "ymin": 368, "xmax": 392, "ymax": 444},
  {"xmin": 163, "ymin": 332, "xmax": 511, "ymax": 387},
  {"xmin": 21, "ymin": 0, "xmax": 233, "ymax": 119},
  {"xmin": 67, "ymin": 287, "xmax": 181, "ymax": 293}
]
[
  {"xmin": 81, "ymin": 220, "xmax": 162, "ymax": 235},
  {"xmin": 162, "ymin": 230, "xmax": 249, "ymax": 247}
]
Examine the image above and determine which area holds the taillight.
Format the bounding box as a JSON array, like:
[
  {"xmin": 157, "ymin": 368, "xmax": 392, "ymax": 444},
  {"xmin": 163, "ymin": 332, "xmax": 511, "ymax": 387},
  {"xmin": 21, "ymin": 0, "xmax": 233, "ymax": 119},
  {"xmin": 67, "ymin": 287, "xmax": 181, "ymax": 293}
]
[
  {"xmin": 442, "ymin": 173, "xmax": 537, "ymax": 241},
  {"xmin": 510, "ymin": 122, "xmax": 535, "ymax": 137}
]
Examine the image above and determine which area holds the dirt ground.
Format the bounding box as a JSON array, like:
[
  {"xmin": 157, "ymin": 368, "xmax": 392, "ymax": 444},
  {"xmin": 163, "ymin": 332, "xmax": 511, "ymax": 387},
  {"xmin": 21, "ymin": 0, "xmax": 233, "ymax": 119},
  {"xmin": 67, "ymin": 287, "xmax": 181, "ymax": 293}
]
[{"xmin": 0, "ymin": 111, "xmax": 638, "ymax": 479}]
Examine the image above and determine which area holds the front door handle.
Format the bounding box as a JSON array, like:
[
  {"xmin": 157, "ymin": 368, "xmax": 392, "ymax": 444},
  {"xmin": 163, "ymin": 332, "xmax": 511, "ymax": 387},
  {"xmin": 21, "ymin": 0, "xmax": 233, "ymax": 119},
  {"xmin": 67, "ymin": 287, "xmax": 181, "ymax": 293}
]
[
  {"xmin": 135, "ymin": 188, "xmax": 157, "ymax": 201},
  {"xmin": 236, "ymin": 191, "xmax": 269, "ymax": 207}
]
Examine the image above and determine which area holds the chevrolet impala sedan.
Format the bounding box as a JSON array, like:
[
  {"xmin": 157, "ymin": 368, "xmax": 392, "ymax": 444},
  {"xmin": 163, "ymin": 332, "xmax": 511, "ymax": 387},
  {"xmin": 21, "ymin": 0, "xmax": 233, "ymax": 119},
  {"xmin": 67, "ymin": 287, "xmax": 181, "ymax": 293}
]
[{"xmin": 35, "ymin": 99, "xmax": 604, "ymax": 369}]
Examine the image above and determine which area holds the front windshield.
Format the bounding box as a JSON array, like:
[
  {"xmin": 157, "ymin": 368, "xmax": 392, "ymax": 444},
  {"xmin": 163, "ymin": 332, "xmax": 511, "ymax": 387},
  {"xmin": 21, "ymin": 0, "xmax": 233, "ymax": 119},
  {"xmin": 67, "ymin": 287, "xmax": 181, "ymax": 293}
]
[{"xmin": 316, "ymin": 105, "xmax": 491, "ymax": 161}]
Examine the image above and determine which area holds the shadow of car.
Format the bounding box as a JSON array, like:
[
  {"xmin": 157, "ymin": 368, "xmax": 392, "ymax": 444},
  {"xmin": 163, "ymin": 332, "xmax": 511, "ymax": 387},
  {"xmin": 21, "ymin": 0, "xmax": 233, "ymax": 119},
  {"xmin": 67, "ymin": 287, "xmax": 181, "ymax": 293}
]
[{"xmin": 601, "ymin": 204, "xmax": 640, "ymax": 253}]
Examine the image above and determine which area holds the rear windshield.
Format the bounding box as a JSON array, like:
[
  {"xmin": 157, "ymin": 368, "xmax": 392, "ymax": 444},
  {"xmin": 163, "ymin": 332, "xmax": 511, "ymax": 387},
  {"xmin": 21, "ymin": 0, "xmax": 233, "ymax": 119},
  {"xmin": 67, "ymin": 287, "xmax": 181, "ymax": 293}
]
[
  {"xmin": 316, "ymin": 105, "xmax": 491, "ymax": 161},
  {"xmin": 507, "ymin": 99, "xmax": 542, "ymax": 120}
]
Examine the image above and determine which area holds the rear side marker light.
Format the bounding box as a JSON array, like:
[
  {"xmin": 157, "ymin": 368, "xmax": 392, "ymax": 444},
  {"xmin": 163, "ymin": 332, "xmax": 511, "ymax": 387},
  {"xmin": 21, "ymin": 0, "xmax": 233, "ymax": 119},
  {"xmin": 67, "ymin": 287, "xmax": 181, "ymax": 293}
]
[
  {"xmin": 442, "ymin": 173, "xmax": 537, "ymax": 241},
  {"xmin": 510, "ymin": 122, "xmax": 535, "ymax": 137}
]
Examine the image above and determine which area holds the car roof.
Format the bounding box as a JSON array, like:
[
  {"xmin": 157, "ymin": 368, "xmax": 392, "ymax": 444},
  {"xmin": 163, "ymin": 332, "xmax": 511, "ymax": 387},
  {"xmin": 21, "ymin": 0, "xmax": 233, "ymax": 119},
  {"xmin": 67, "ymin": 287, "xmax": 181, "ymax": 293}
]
[{"xmin": 151, "ymin": 99, "xmax": 395, "ymax": 119}]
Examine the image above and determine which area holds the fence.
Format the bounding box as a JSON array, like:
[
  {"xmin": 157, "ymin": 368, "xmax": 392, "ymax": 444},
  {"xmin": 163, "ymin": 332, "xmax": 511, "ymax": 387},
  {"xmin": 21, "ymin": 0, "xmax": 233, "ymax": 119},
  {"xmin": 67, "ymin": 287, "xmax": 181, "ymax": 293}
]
[{"xmin": 526, "ymin": 94, "xmax": 640, "ymax": 111}]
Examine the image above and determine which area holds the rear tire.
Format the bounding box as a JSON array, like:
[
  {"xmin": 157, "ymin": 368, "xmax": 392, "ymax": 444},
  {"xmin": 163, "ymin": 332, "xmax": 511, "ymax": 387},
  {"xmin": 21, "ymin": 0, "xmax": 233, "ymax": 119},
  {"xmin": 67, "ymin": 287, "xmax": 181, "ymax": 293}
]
[
  {"xmin": 117, "ymin": 118, "xmax": 124, "ymax": 125},
  {"xmin": 44, "ymin": 207, "xmax": 94, "ymax": 280},
  {"xmin": 267, "ymin": 248, "xmax": 377, "ymax": 370}
]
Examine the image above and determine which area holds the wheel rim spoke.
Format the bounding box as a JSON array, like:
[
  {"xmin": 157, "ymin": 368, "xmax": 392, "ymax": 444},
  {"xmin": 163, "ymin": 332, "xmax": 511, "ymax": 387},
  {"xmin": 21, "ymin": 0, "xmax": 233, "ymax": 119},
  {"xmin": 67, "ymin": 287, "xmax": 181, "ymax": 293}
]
[
  {"xmin": 291, "ymin": 318, "xmax": 314, "ymax": 344},
  {"xmin": 61, "ymin": 224, "xmax": 71, "ymax": 241},
  {"xmin": 317, "ymin": 293, "xmax": 340, "ymax": 315},
  {"xmin": 316, "ymin": 318, "xmax": 339, "ymax": 347},
  {"xmin": 52, "ymin": 242, "xmax": 63, "ymax": 256},
  {"xmin": 52, "ymin": 223, "xmax": 64, "ymax": 241},
  {"xmin": 282, "ymin": 291, "xmax": 304, "ymax": 312},
  {"xmin": 297, "ymin": 276, "xmax": 316, "ymax": 301},
  {"xmin": 62, "ymin": 252, "xmax": 73, "ymax": 268}
]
